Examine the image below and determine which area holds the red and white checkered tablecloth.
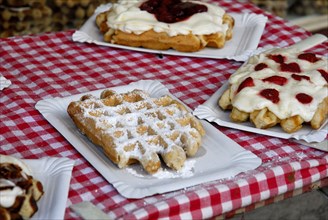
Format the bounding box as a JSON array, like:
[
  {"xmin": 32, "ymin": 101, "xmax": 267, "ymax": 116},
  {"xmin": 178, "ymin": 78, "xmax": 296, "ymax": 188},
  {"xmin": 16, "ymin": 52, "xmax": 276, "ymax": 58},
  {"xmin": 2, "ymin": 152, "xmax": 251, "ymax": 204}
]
[{"xmin": 1, "ymin": 0, "xmax": 327, "ymax": 219}]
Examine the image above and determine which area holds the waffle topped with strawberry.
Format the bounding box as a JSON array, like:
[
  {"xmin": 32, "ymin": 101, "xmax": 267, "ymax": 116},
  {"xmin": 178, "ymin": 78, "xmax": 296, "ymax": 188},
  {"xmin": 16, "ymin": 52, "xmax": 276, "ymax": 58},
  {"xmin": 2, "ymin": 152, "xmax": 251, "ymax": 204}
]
[
  {"xmin": 218, "ymin": 48, "xmax": 328, "ymax": 133},
  {"xmin": 95, "ymin": 0, "xmax": 234, "ymax": 52}
]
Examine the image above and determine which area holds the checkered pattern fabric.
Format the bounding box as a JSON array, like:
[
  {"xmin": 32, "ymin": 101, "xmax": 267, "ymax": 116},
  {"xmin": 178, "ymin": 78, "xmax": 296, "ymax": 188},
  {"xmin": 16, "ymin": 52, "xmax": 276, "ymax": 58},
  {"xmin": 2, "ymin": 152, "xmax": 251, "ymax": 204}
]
[{"xmin": 1, "ymin": 0, "xmax": 327, "ymax": 219}]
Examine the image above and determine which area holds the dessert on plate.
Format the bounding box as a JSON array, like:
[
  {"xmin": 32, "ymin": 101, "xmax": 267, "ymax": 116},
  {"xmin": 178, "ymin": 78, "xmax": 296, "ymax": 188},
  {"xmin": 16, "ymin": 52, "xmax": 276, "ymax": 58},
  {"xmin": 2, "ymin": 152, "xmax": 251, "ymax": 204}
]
[
  {"xmin": 96, "ymin": 0, "xmax": 234, "ymax": 52},
  {"xmin": 218, "ymin": 48, "xmax": 328, "ymax": 133},
  {"xmin": 0, "ymin": 154, "xmax": 44, "ymax": 220},
  {"xmin": 67, "ymin": 89, "xmax": 205, "ymax": 174}
]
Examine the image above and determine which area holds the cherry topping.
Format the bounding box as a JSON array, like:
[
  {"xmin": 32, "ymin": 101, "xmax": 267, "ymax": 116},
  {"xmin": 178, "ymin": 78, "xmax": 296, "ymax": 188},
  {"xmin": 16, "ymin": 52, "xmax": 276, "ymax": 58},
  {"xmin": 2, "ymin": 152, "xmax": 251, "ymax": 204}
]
[
  {"xmin": 296, "ymin": 93, "xmax": 313, "ymax": 104},
  {"xmin": 317, "ymin": 69, "xmax": 328, "ymax": 83},
  {"xmin": 237, "ymin": 77, "xmax": 255, "ymax": 93},
  {"xmin": 259, "ymin": 89, "xmax": 280, "ymax": 103},
  {"xmin": 280, "ymin": 62, "xmax": 301, "ymax": 73},
  {"xmin": 291, "ymin": 74, "xmax": 310, "ymax": 81},
  {"xmin": 254, "ymin": 63, "xmax": 268, "ymax": 71},
  {"xmin": 268, "ymin": 54, "xmax": 285, "ymax": 63},
  {"xmin": 298, "ymin": 53, "xmax": 320, "ymax": 63},
  {"xmin": 140, "ymin": 0, "xmax": 208, "ymax": 23},
  {"xmin": 262, "ymin": 75, "xmax": 288, "ymax": 86}
]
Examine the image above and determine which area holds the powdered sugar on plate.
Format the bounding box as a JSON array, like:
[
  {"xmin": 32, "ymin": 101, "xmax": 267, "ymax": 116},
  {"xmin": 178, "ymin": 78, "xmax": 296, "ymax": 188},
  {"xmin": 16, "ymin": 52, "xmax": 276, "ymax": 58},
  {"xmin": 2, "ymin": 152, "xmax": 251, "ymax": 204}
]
[{"xmin": 125, "ymin": 160, "xmax": 196, "ymax": 179}]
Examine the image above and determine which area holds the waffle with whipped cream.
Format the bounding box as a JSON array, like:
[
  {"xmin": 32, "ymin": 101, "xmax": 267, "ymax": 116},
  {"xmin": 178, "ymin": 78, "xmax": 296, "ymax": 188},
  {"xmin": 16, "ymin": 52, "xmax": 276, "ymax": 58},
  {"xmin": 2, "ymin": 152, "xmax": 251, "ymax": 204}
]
[
  {"xmin": 218, "ymin": 48, "xmax": 328, "ymax": 133},
  {"xmin": 96, "ymin": 0, "xmax": 234, "ymax": 52},
  {"xmin": 67, "ymin": 89, "xmax": 205, "ymax": 174},
  {"xmin": 0, "ymin": 155, "xmax": 44, "ymax": 220}
]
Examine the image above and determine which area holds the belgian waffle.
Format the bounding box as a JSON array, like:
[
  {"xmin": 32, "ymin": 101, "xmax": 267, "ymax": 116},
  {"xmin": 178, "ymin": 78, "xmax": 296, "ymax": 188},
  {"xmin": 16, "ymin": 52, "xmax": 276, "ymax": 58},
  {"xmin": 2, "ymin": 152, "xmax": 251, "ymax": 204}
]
[
  {"xmin": 67, "ymin": 89, "xmax": 205, "ymax": 174},
  {"xmin": 96, "ymin": 0, "xmax": 234, "ymax": 52},
  {"xmin": 0, "ymin": 155, "xmax": 44, "ymax": 220}
]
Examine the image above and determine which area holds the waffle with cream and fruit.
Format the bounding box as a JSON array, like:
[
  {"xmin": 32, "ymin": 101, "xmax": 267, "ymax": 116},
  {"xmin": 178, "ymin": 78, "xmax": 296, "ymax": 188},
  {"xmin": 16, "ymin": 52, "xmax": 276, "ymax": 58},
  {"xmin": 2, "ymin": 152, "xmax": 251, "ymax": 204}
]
[
  {"xmin": 0, "ymin": 155, "xmax": 44, "ymax": 220},
  {"xmin": 67, "ymin": 89, "xmax": 205, "ymax": 174},
  {"xmin": 96, "ymin": 0, "xmax": 234, "ymax": 52},
  {"xmin": 218, "ymin": 48, "xmax": 328, "ymax": 133}
]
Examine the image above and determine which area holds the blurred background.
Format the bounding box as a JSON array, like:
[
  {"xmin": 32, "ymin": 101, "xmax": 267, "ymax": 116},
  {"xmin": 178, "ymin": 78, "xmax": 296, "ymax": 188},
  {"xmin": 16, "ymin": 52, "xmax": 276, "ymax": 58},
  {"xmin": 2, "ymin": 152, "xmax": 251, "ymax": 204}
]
[
  {"xmin": 0, "ymin": 0, "xmax": 115, "ymax": 37},
  {"xmin": 0, "ymin": 0, "xmax": 327, "ymax": 38},
  {"xmin": 249, "ymin": 0, "xmax": 328, "ymax": 36}
]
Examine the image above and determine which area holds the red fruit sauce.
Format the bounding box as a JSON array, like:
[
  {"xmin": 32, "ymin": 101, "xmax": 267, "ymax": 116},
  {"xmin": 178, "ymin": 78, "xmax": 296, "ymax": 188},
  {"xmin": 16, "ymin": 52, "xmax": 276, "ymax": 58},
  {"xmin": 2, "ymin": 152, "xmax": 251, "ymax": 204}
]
[
  {"xmin": 237, "ymin": 77, "xmax": 254, "ymax": 93},
  {"xmin": 254, "ymin": 63, "xmax": 268, "ymax": 71},
  {"xmin": 291, "ymin": 74, "xmax": 310, "ymax": 81},
  {"xmin": 262, "ymin": 75, "xmax": 288, "ymax": 86},
  {"xmin": 280, "ymin": 62, "xmax": 301, "ymax": 73},
  {"xmin": 268, "ymin": 54, "xmax": 285, "ymax": 63},
  {"xmin": 298, "ymin": 53, "xmax": 320, "ymax": 63},
  {"xmin": 317, "ymin": 69, "xmax": 328, "ymax": 83},
  {"xmin": 296, "ymin": 93, "xmax": 313, "ymax": 104},
  {"xmin": 259, "ymin": 89, "xmax": 279, "ymax": 103},
  {"xmin": 140, "ymin": 0, "xmax": 207, "ymax": 23}
]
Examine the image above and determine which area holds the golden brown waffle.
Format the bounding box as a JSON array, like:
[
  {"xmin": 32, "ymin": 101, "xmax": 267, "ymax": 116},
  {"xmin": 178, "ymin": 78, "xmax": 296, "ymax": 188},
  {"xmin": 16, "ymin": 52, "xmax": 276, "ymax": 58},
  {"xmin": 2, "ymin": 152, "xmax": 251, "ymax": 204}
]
[
  {"xmin": 219, "ymin": 90, "xmax": 328, "ymax": 133},
  {"xmin": 0, "ymin": 155, "xmax": 44, "ymax": 220},
  {"xmin": 67, "ymin": 89, "xmax": 205, "ymax": 174},
  {"xmin": 95, "ymin": 3, "xmax": 234, "ymax": 52}
]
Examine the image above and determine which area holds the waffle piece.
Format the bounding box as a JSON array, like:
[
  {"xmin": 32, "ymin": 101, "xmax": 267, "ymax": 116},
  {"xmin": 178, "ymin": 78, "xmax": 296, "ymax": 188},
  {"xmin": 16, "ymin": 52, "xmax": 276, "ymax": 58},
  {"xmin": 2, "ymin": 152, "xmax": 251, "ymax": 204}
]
[
  {"xmin": 67, "ymin": 89, "xmax": 205, "ymax": 174},
  {"xmin": 218, "ymin": 48, "xmax": 328, "ymax": 133},
  {"xmin": 96, "ymin": 0, "xmax": 234, "ymax": 52},
  {"xmin": 0, "ymin": 5, "xmax": 52, "ymax": 22},
  {"xmin": 0, "ymin": 155, "xmax": 44, "ymax": 220}
]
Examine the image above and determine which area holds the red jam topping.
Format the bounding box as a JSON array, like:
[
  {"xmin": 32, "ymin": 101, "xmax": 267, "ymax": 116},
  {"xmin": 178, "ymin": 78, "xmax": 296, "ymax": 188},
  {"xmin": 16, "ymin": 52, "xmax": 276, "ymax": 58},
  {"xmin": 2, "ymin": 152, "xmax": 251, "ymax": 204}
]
[
  {"xmin": 237, "ymin": 77, "xmax": 254, "ymax": 93},
  {"xmin": 298, "ymin": 53, "xmax": 320, "ymax": 63},
  {"xmin": 296, "ymin": 93, "xmax": 313, "ymax": 104},
  {"xmin": 291, "ymin": 74, "xmax": 310, "ymax": 81},
  {"xmin": 140, "ymin": 0, "xmax": 208, "ymax": 23},
  {"xmin": 254, "ymin": 63, "xmax": 268, "ymax": 71},
  {"xmin": 280, "ymin": 62, "xmax": 301, "ymax": 73},
  {"xmin": 317, "ymin": 69, "xmax": 328, "ymax": 83},
  {"xmin": 268, "ymin": 54, "xmax": 285, "ymax": 63},
  {"xmin": 259, "ymin": 89, "xmax": 279, "ymax": 103},
  {"xmin": 262, "ymin": 75, "xmax": 288, "ymax": 86}
]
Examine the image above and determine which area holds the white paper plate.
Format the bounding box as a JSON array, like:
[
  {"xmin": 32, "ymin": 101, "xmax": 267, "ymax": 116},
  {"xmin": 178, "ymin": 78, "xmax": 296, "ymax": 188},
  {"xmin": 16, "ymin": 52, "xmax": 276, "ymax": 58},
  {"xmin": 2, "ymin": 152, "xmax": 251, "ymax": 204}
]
[
  {"xmin": 72, "ymin": 3, "xmax": 267, "ymax": 61},
  {"xmin": 0, "ymin": 75, "xmax": 11, "ymax": 90},
  {"xmin": 193, "ymin": 82, "xmax": 328, "ymax": 144},
  {"xmin": 23, "ymin": 157, "xmax": 75, "ymax": 220},
  {"xmin": 35, "ymin": 80, "xmax": 261, "ymax": 199}
]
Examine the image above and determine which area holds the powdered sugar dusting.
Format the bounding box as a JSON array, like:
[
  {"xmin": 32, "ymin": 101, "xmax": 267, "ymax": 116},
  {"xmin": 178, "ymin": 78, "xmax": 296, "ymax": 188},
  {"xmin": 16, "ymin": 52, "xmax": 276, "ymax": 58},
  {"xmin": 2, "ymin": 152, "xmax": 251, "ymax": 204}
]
[
  {"xmin": 70, "ymin": 89, "xmax": 204, "ymax": 174},
  {"xmin": 125, "ymin": 159, "xmax": 196, "ymax": 179}
]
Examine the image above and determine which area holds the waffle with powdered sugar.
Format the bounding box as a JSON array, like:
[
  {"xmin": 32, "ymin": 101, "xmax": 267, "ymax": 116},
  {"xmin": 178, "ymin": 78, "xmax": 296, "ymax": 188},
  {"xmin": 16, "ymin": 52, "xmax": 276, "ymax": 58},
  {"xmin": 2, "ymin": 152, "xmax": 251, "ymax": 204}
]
[{"xmin": 67, "ymin": 89, "xmax": 205, "ymax": 174}]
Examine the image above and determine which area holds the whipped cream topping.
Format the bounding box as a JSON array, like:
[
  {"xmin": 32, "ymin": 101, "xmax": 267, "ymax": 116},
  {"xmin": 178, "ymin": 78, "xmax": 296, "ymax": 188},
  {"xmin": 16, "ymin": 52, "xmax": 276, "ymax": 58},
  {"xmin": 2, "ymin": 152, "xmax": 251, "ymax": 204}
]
[
  {"xmin": 0, "ymin": 180, "xmax": 24, "ymax": 208},
  {"xmin": 106, "ymin": 0, "xmax": 228, "ymax": 36},
  {"xmin": 0, "ymin": 155, "xmax": 32, "ymax": 208},
  {"xmin": 229, "ymin": 48, "xmax": 328, "ymax": 121}
]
